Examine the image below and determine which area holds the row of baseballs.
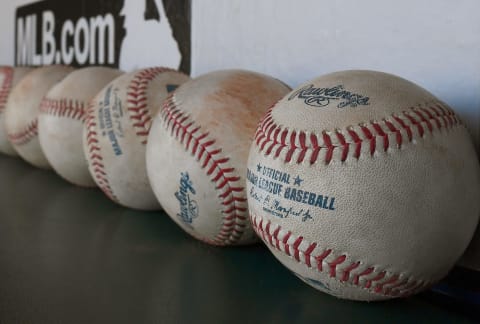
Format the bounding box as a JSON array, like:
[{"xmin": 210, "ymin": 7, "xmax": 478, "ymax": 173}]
[{"xmin": 0, "ymin": 65, "xmax": 479, "ymax": 302}]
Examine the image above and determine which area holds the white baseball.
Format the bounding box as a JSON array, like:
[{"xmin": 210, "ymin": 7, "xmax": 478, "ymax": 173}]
[
  {"xmin": 0, "ymin": 66, "xmax": 34, "ymax": 156},
  {"xmin": 246, "ymin": 70, "xmax": 480, "ymax": 301},
  {"xmin": 38, "ymin": 67, "xmax": 123, "ymax": 187},
  {"xmin": 83, "ymin": 67, "xmax": 190, "ymax": 210},
  {"xmin": 5, "ymin": 65, "xmax": 75, "ymax": 169},
  {"xmin": 146, "ymin": 70, "xmax": 291, "ymax": 246}
]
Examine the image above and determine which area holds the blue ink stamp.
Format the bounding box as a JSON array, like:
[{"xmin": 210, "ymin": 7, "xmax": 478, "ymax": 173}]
[
  {"xmin": 293, "ymin": 175, "xmax": 303, "ymax": 186},
  {"xmin": 98, "ymin": 85, "xmax": 124, "ymax": 156},
  {"xmin": 175, "ymin": 172, "xmax": 198, "ymax": 225},
  {"xmin": 296, "ymin": 274, "xmax": 331, "ymax": 292},
  {"xmin": 247, "ymin": 165, "xmax": 337, "ymax": 221}
]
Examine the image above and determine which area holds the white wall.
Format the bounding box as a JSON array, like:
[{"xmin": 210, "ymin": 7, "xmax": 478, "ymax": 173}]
[
  {"xmin": 0, "ymin": 0, "xmax": 33, "ymax": 65},
  {"xmin": 192, "ymin": 0, "xmax": 480, "ymax": 151}
]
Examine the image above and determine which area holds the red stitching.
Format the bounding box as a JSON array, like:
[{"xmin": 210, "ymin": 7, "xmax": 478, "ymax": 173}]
[
  {"xmin": 365, "ymin": 271, "xmax": 386, "ymax": 289},
  {"xmin": 404, "ymin": 111, "xmax": 424, "ymax": 138},
  {"xmin": 250, "ymin": 212, "xmax": 429, "ymax": 298},
  {"xmin": 7, "ymin": 119, "xmax": 38, "ymax": 145},
  {"xmin": 335, "ymin": 131, "xmax": 349, "ymax": 161},
  {"xmin": 393, "ymin": 115, "xmax": 413, "ymax": 142},
  {"xmin": 354, "ymin": 267, "xmax": 374, "ymax": 285},
  {"xmin": 254, "ymin": 102, "xmax": 462, "ymax": 165},
  {"xmin": 360, "ymin": 125, "xmax": 375, "ymax": 156},
  {"xmin": 371, "ymin": 122, "xmax": 388, "ymax": 152},
  {"xmin": 84, "ymin": 102, "xmax": 118, "ymax": 202},
  {"xmin": 304, "ymin": 242, "xmax": 317, "ymax": 267},
  {"xmin": 342, "ymin": 262, "xmax": 360, "ymax": 282},
  {"xmin": 40, "ymin": 97, "xmax": 86, "ymax": 122},
  {"xmin": 315, "ymin": 249, "xmax": 331, "ymax": 272},
  {"xmin": 293, "ymin": 236, "xmax": 304, "ymax": 261},
  {"xmin": 329, "ymin": 255, "xmax": 347, "ymax": 277},
  {"xmin": 323, "ymin": 132, "xmax": 334, "ymax": 163},
  {"xmin": 347, "ymin": 128, "xmax": 362, "ymax": 159},
  {"xmin": 0, "ymin": 67, "xmax": 13, "ymax": 114},
  {"xmin": 127, "ymin": 67, "xmax": 183, "ymax": 145},
  {"xmin": 161, "ymin": 94, "xmax": 248, "ymax": 246}
]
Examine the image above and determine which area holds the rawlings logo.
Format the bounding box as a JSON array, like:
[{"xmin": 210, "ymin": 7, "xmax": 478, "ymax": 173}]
[
  {"xmin": 175, "ymin": 172, "xmax": 198, "ymax": 225},
  {"xmin": 288, "ymin": 84, "xmax": 370, "ymax": 108}
]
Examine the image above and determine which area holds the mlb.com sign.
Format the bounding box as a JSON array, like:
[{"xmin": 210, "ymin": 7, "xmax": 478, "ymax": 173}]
[
  {"xmin": 17, "ymin": 12, "xmax": 115, "ymax": 66},
  {"xmin": 15, "ymin": 0, "xmax": 125, "ymax": 67},
  {"xmin": 14, "ymin": 0, "xmax": 190, "ymax": 73}
]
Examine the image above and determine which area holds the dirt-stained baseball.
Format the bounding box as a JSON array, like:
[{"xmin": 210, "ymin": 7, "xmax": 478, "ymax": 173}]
[
  {"xmin": 38, "ymin": 67, "xmax": 123, "ymax": 187},
  {"xmin": 0, "ymin": 66, "xmax": 34, "ymax": 156},
  {"xmin": 246, "ymin": 70, "xmax": 480, "ymax": 301},
  {"xmin": 146, "ymin": 69, "xmax": 291, "ymax": 246},
  {"xmin": 5, "ymin": 65, "xmax": 75, "ymax": 169},
  {"xmin": 83, "ymin": 67, "xmax": 190, "ymax": 210},
  {"xmin": 459, "ymin": 227, "xmax": 480, "ymax": 271}
]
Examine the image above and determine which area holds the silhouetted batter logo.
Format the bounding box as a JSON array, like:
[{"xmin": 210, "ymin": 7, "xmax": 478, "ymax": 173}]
[{"xmin": 14, "ymin": 0, "xmax": 190, "ymax": 73}]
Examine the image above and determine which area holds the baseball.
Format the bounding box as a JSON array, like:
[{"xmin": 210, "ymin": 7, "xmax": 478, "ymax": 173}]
[
  {"xmin": 0, "ymin": 66, "xmax": 34, "ymax": 156},
  {"xmin": 5, "ymin": 65, "xmax": 75, "ymax": 169},
  {"xmin": 459, "ymin": 228, "xmax": 480, "ymax": 271},
  {"xmin": 38, "ymin": 67, "xmax": 123, "ymax": 187},
  {"xmin": 246, "ymin": 70, "xmax": 480, "ymax": 301},
  {"xmin": 83, "ymin": 67, "xmax": 190, "ymax": 210},
  {"xmin": 146, "ymin": 69, "xmax": 291, "ymax": 246}
]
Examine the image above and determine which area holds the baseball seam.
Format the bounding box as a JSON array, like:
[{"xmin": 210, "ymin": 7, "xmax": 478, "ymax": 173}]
[
  {"xmin": 7, "ymin": 119, "xmax": 38, "ymax": 146},
  {"xmin": 0, "ymin": 67, "xmax": 13, "ymax": 114},
  {"xmin": 161, "ymin": 93, "xmax": 248, "ymax": 245},
  {"xmin": 2, "ymin": 68, "xmax": 37, "ymax": 146},
  {"xmin": 7, "ymin": 96, "xmax": 87, "ymax": 147},
  {"xmin": 255, "ymin": 102, "xmax": 461, "ymax": 164},
  {"xmin": 250, "ymin": 212, "xmax": 430, "ymax": 297},
  {"xmin": 126, "ymin": 67, "xmax": 178, "ymax": 145},
  {"xmin": 40, "ymin": 97, "xmax": 86, "ymax": 122},
  {"xmin": 84, "ymin": 101, "xmax": 119, "ymax": 202}
]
